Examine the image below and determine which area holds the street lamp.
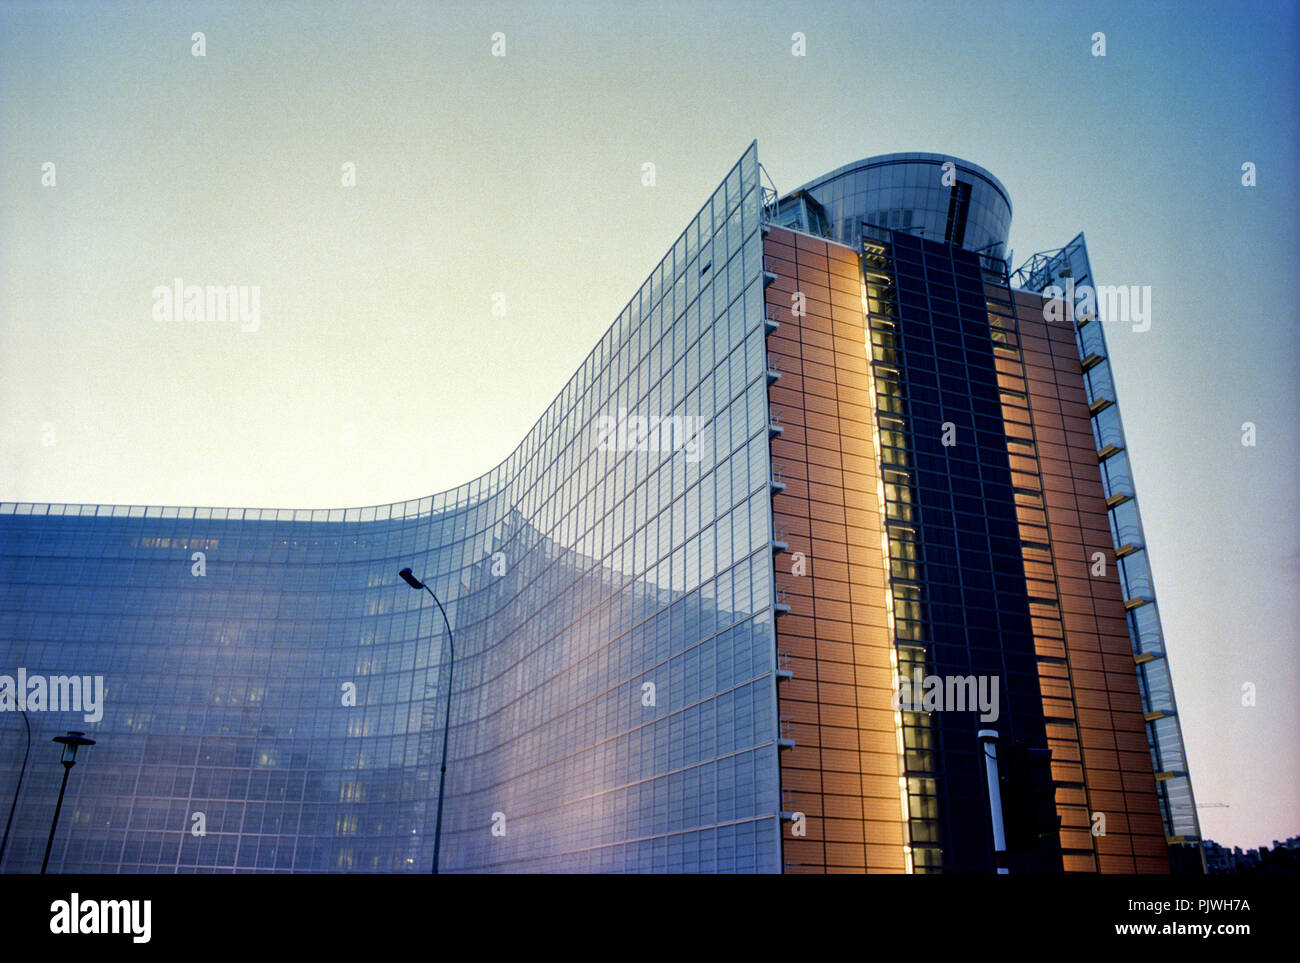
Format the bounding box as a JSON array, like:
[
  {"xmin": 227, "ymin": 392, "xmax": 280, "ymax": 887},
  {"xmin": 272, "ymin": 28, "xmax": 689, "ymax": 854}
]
[
  {"xmin": 399, "ymin": 567, "xmax": 455, "ymax": 875},
  {"xmin": 41, "ymin": 730, "xmax": 95, "ymax": 874},
  {"xmin": 0, "ymin": 710, "xmax": 32, "ymax": 872}
]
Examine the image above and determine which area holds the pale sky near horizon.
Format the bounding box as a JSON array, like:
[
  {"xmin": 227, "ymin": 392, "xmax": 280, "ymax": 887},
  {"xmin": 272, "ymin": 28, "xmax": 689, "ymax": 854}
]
[{"xmin": 1, "ymin": 0, "xmax": 1297, "ymax": 852}]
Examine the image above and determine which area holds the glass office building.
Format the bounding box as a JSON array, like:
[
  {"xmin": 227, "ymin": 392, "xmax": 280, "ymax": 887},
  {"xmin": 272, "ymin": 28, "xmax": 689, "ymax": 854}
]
[
  {"xmin": 1, "ymin": 144, "xmax": 782, "ymax": 873},
  {"xmin": 0, "ymin": 143, "xmax": 1201, "ymax": 873},
  {"xmin": 766, "ymin": 151, "xmax": 1200, "ymax": 873}
]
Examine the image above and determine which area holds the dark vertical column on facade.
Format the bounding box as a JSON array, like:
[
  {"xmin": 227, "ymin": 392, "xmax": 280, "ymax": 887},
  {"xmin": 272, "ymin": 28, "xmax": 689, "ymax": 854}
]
[
  {"xmin": 888, "ymin": 232, "xmax": 1062, "ymax": 873},
  {"xmin": 943, "ymin": 181, "xmax": 972, "ymax": 249}
]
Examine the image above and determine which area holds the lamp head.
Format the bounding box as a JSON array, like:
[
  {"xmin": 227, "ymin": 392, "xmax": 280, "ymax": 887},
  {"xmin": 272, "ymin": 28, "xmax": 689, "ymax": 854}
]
[{"xmin": 53, "ymin": 731, "xmax": 96, "ymax": 767}]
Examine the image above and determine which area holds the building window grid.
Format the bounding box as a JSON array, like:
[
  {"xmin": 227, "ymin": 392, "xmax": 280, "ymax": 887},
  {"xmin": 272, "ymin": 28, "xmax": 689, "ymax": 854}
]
[
  {"xmin": 861, "ymin": 238, "xmax": 944, "ymax": 870},
  {"xmin": 1, "ymin": 146, "xmax": 783, "ymax": 873},
  {"xmin": 989, "ymin": 291, "xmax": 1100, "ymax": 871},
  {"xmin": 1020, "ymin": 240, "xmax": 1200, "ymax": 850}
]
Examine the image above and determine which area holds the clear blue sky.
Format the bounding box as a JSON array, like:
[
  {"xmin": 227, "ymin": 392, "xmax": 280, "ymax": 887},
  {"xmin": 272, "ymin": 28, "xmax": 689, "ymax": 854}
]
[{"xmin": 1, "ymin": 0, "xmax": 1296, "ymax": 852}]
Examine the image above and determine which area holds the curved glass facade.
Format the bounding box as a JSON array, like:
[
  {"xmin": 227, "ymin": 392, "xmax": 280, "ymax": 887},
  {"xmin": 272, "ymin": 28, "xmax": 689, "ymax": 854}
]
[
  {"xmin": 796, "ymin": 152, "xmax": 1013, "ymax": 262},
  {"xmin": 0, "ymin": 144, "xmax": 784, "ymax": 873}
]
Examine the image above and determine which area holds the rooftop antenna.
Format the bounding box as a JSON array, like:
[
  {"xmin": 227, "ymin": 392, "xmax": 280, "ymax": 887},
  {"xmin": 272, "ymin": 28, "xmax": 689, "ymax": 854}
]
[{"xmin": 758, "ymin": 163, "xmax": 780, "ymax": 223}]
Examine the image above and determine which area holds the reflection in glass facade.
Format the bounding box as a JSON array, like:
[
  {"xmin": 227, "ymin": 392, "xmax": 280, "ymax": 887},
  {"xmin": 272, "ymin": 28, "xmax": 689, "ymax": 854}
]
[{"xmin": 0, "ymin": 144, "xmax": 784, "ymax": 872}]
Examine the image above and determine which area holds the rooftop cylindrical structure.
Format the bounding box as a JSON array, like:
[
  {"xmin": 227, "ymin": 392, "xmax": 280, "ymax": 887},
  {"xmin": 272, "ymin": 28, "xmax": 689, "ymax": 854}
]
[{"xmin": 784, "ymin": 152, "xmax": 1013, "ymax": 261}]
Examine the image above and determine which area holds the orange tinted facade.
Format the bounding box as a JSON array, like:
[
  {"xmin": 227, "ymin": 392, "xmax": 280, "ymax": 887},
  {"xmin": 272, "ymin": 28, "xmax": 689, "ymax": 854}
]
[
  {"xmin": 994, "ymin": 287, "xmax": 1170, "ymax": 873},
  {"xmin": 763, "ymin": 226, "xmax": 907, "ymax": 873},
  {"xmin": 759, "ymin": 224, "xmax": 1170, "ymax": 874}
]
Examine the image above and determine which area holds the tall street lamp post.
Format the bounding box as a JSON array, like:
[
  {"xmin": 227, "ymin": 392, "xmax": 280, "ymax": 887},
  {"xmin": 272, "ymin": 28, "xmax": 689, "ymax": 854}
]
[
  {"xmin": 399, "ymin": 567, "xmax": 455, "ymax": 875},
  {"xmin": 41, "ymin": 730, "xmax": 95, "ymax": 874},
  {"xmin": 0, "ymin": 710, "xmax": 32, "ymax": 871}
]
